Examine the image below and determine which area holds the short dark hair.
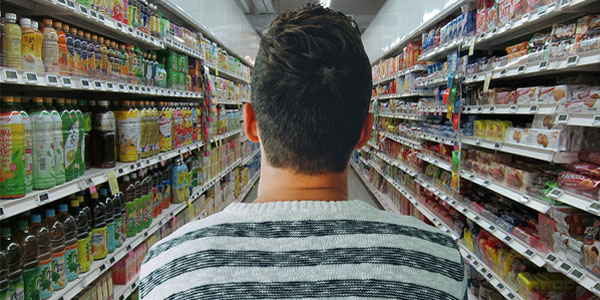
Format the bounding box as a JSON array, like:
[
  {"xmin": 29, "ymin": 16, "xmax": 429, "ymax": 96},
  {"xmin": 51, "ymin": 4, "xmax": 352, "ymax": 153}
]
[{"xmin": 252, "ymin": 4, "xmax": 372, "ymax": 174}]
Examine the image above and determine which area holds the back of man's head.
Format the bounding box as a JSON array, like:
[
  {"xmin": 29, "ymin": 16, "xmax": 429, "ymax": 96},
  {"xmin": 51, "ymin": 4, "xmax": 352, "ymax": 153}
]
[{"xmin": 252, "ymin": 4, "xmax": 372, "ymax": 175}]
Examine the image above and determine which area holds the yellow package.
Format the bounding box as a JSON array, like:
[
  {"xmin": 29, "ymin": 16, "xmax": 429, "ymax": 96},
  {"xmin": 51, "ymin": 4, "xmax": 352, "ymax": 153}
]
[
  {"xmin": 474, "ymin": 120, "xmax": 484, "ymax": 138},
  {"xmin": 502, "ymin": 253, "xmax": 516, "ymax": 282},
  {"xmin": 532, "ymin": 274, "xmax": 552, "ymax": 293},
  {"xmin": 517, "ymin": 272, "xmax": 539, "ymax": 298}
]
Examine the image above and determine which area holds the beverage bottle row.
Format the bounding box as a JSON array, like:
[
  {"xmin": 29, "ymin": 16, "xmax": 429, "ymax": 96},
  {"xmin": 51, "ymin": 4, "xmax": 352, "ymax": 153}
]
[{"xmin": 1, "ymin": 13, "xmax": 171, "ymax": 87}]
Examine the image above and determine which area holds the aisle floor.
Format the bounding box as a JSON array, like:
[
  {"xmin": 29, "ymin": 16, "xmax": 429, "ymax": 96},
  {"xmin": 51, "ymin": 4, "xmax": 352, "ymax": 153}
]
[{"xmin": 242, "ymin": 168, "xmax": 380, "ymax": 208}]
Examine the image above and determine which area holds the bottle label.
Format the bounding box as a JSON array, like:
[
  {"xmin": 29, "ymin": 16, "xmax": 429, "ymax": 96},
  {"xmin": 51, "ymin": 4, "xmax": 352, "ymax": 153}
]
[
  {"xmin": 7, "ymin": 276, "xmax": 25, "ymax": 300},
  {"xmin": 31, "ymin": 111, "xmax": 56, "ymax": 189},
  {"xmin": 159, "ymin": 112, "xmax": 172, "ymax": 151},
  {"xmin": 51, "ymin": 112, "xmax": 65, "ymax": 185},
  {"xmin": 22, "ymin": 266, "xmax": 40, "ymax": 300},
  {"xmin": 92, "ymin": 227, "xmax": 107, "ymax": 260},
  {"xmin": 64, "ymin": 119, "xmax": 79, "ymax": 171},
  {"xmin": 135, "ymin": 197, "xmax": 142, "ymax": 233},
  {"xmin": 38, "ymin": 258, "xmax": 52, "ymax": 299},
  {"xmin": 116, "ymin": 110, "xmax": 140, "ymax": 161},
  {"xmin": 22, "ymin": 32, "xmax": 39, "ymax": 72},
  {"xmin": 77, "ymin": 237, "xmax": 91, "ymax": 273},
  {"xmin": 125, "ymin": 201, "xmax": 137, "ymax": 237},
  {"xmin": 113, "ymin": 217, "xmax": 122, "ymax": 247},
  {"xmin": 106, "ymin": 221, "xmax": 116, "ymax": 253},
  {"xmin": 21, "ymin": 113, "xmax": 32, "ymax": 192},
  {"xmin": 0, "ymin": 111, "xmax": 25, "ymax": 198},
  {"xmin": 51, "ymin": 251, "xmax": 66, "ymax": 291},
  {"xmin": 65, "ymin": 243, "xmax": 79, "ymax": 281}
]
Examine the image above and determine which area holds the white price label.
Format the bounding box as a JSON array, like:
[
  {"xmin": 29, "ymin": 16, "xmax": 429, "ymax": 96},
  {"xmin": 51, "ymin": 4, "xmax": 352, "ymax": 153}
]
[
  {"xmin": 509, "ymin": 105, "xmax": 517, "ymax": 113},
  {"xmin": 529, "ymin": 105, "xmax": 539, "ymax": 112},
  {"xmin": 593, "ymin": 115, "xmax": 600, "ymax": 126},
  {"xmin": 46, "ymin": 75, "xmax": 59, "ymax": 85},
  {"xmin": 79, "ymin": 4, "xmax": 89, "ymax": 15},
  {"xmin": 24, "ymin": 72, "xmax": 38, "ymax": 83},
  {"xmin": 4, "ymin": 69, "xmax": 19, "ymax": 81},
  {"xmin": 539, "ymin": 60, "xmax": 548, "ymax": 69},
  {"xmin": 517, "ymin": 65, "xmax": 526, "ymax": 73},
  {"xmin": 556, "ymin": 114, "xmax": 569, "ymax": 124},
  {"xmin": 566, "ymin": 55, "xmax": 579, "ymax": 65},
  {"xmin": 62, "ymin": 76, "xmax": 72, "ymax": 86},
  {"xmin": 80, "ymin": 79, "xmax": 90, "ymax": 88}
]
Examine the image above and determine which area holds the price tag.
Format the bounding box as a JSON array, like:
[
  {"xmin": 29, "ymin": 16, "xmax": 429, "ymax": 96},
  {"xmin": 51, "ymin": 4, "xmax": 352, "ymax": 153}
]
[
  {"xmin": 128, "ymin": 85, "xmax": 134, "ymax": 91},
  {"xmin": 493, "ymin": 142, "xmax": 501, "ymax": 149},
  {"xmin": 24, "ymin": 72, "xmax": 38, "ymax": 83},
  {"xmin": 483, "ymin": 72, "xmax": 492, "ymax": 92},
  {"xmin": 93, "ymin": 81, "xmax": 103, "ymax": 89},
  {"xmin": 593, "ymin": 283, "xmax": 600, "ymax": 293},
  {"xmin": 537, "ymin": 5, "xmax": 547, "ymax": 16},
  {"xmin": 475, "ymin": 139, "xmax": 481, "ymax": 145},
  {"xmin": 134, "ymin": 86, "xmax": 140, "ymax": 92},
  {"xmin": 486, "ymin": 273, "xmax": 493, "ymax": 280},
  {"xmin": 57, "ymin": 0, "xmax": 67, "ymax": 5},
  {"xmin": 546, "ymin": 253, "xmax": 558, "ymax": 264},
  {"xmin": 98, "ymin": 13, "xmax": 105, "ymax": 22},
  {"xmin": 509, "ymin": 105, "xmax": 517, "ymax": 113},
  {"xmin": 539, "ymin": 60, "xmax": 548, "ymax": 69},
  {"xmin": 67, "ymin": 0, "xmax": 76, "ymax": 9},
  {"xmin": 529, "ymin": 105, "xmax": 538, "ymax": 112},
  {"xmin": 88, "ymin": 9, "xmax": 97, "ymax": 19},
  {"xmin": 81, "ymin": 79, "xmax": 90, "ymax": 88},
  {"xmin": 506, "ymin": 293, "xmax": 515, "ymax": 299},
  {"xmin": 127, "ymin": 27, "xmax": 134, "ymax": 35},
  {"xmin": 117, "ymin": 168, "xmax": 124, "ymax": 175},
  {"xmin": 496, "ymin": 283, "xmax": 505, "ymax": 290},
  {"xmin": 504, "ymin": 236, "xmax": 512, "ymax": 243},
  {"xmin": 587, "ymin": 202, "xmax": 600, "ymax": 214},
  {"xmin": 519, "ymin": 195, "xmax": 531, "ymax": 204},
  {"xmin": 517, "ymin": 65, "xmax": 526, "ymax": 73},
  {"xmin": 559, "ymin": 262, "xmax": 572, "ymax": 272},
  {"xmin": 555, "ymin": 114, "xmax": 569, "ymax": 124},
  {"xmin": 593, "ymin": 115, "xmax": 600, "ymax": 126},
  {"xmin": 489, "ymin": 106, "xmax": 495, "ymax": 112},
  {"xmin": 116, "ymin": 22, "xmax": 123, "ymax": 30},
  {"xmin": 547, "ymin": 188, "xmax": 563, "ymax": 199},
  {"xmin": 560, "ymin": 0, "xmax": 570, "ymax": 7},
  {"xmin": 38, "ymin": 193, "xmax": 50, "ymax": 203},
  {"xmin": 477, "ymin": 106, "xmax": 483, "ymax": 112},
  {"xmin": 99, "ymin": 264, "xmax": 106, "ymax": 271},
  {"xmin": 4, "ymin": 69, "xmax": 19, "ymax": 81},
  {"xmin": 566, "ymin": 55, "xmax": 579, "ymax": 65},
  {"xmin": 109, "ymin": 257, "xmax": 115, "ymax": 264},
  {"xmin": 106, "ymin": 82, "xmax": 114, "ymax": 90},
  {"xmin": 118, "ymin": 83, "xmax": 125, "ymax": 91},
  {"xmin": 107, "ymin": 170, "xmax": 119, "ymax": 195},
  {"xmin": 46, "ymin": 75, "xmax": 59, "ymax": 85},
  {"xmin": 524, "ymin": 249, "xmax": 534, "ymax": 257},
  {"xmin": 569, "ymin": 268, "xmax": 584, "ymax": 281}
]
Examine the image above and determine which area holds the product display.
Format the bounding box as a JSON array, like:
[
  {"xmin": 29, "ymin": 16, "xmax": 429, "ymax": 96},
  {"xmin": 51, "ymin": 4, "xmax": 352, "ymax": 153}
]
[{"xmin": 0, "ymin": 1, "xmax": 258, "ymax": 299}]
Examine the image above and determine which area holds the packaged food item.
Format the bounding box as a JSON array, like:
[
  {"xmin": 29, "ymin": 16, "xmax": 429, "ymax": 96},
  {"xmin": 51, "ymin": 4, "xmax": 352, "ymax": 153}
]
[
  {"xmin": 486, "ymin": 2, "xmax": 498, "ymax": 32},
  {"xmin": 538, "ymin": 85, "xmax": 569, "ymax": 103},
  {"xmin": 506, "ymin": 127, "xmax": 528, "ymax": 145},
  {"xmin": 515, "ymin": 87, "xmax": 538, "ymax": 104},
  {"xmin": 511, "ymin": 0, "xmax": 528, "ymax": 20},
  {"xmin": 506, "ymin": 165, "xmax": 538, "ymax": 191},
  {"xmin": 558, "ymin": 171, "xmax": 600, "ymax": 200},
  {"xmin": 498, "ymin": 0, "xmax": 512, "ymax": 27},
  {"xmin": 580, "ymin": 150, "xmax": 600, "ymax": 165},
  {"xmin": 532, "ymin": 114, "xmax": 563, "ymax": 130}
]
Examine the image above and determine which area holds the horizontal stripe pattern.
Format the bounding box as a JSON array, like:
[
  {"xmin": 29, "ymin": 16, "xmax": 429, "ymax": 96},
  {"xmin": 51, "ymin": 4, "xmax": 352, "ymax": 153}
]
[
  {"xmin": 143, "ymin": 219, "xmax": 457, "ymax": 263},
  {"xmin": 163, "ymin": 280, "xmax": 460, "ymax": 300},
  {"xmin": 140, "ymin": 247, "xmax": 464, "ymax": 297}
]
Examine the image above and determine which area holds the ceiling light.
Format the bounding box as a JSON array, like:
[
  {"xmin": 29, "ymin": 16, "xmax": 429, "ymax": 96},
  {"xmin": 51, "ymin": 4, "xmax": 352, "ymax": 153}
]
[{"xmin": 320, "ymin": 0, "xmax": 331, "ymax": 8}]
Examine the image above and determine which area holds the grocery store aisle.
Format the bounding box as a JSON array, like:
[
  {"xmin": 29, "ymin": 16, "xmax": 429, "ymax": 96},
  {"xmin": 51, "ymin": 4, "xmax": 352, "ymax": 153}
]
[{"xmin": 243, "ymin": 168, "xmax": 381, "ymax": 209}]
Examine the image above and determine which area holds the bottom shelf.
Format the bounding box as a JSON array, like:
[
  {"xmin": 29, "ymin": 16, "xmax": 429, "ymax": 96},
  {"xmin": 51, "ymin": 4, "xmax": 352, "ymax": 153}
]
[{"xmin": 238, "ymin": 171, "xmax": 260, "ymax": 202}]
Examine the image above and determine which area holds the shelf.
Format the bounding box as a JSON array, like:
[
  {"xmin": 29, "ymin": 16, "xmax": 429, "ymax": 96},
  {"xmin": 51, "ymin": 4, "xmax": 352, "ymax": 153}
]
[
  {"xmin": 215, "ymin": 99, "xmax": 241, "ymax": 106},
  {"xmin": 417, "ymin": 153, "xmax": 452, "ymax": 172},
  {"xmin": 416, "ymin": 75, "xmax": 450, "ymax": 88},
  {"xmin": 418, "ymin": 133, "xmax": 456, "ymax": 146},
  {"xmin": 544, "ymin": 187, "xmax": 600, "ymax": 217},
  {"xmin": 377, "ymin": 91, "xmax": 434, "ymax": 100},
  {"xmin": 242, "ymin": 149, "xmax": 260, "ymax": 165},
  {"xmin": 417, "ymin": 105, "xmax": 448, "ymax": 114},
  {"xmin": 544, "ymin": 252, "xmax": 600, "ymax": 297},
  {"xmin": 383, "ymin": 132, "xmax": 422, "ymax": 150},
  {"xmin": 377, "ymin": 112, "xmax": 422, "ymax": 121},
  {"xmin": 373, "ymin": 152, "xmax": 418, "ymax": 178},
  {"xmin": 238, "ymin": 171, "xmax": 260, "ymax": 203},
  {"xmin": 206, "ymin": 64, "xmax": 250, "ymax": 84},
  {"xmin": 419, "ymin": 37, "xmax": 469, "ymax": 62},
  {"xmin": 373, "ymin": 65, "xmax": 428, "ymax": 85},
  {"xmin": 461, "ymin": 136, "xmax": 578, "ymax": 163},
  {"xmin": 114, "ymin": 274, "xmax": 139, "ymax": 300},
  {"xmin": 462, "ymin": 52, "xmax": 600, "ymax": 84},
  {"xmin": 460, "ymin": 169, "xmax": 551, "ymax": 214},
  {"xmin": 459, "ymin": 244, "xmax": 523, "ymax": 300},
  {"xmin": 241, "ymin": 99, "xmax": 251, "ymax": 103},
  {"xmin": 163, "ymin": 37, "xmax": 203, "ymax": 59},
  {"xmin": 0, "ymin": 129, "xmax": 241, "ymax": 221},
  {"xmin": 462, "ymin": 103, "xmax": 559, "ymax": 115},
  {"xmin": 0, "ymin": 67, "xmax": 203, "ymax": 99}
]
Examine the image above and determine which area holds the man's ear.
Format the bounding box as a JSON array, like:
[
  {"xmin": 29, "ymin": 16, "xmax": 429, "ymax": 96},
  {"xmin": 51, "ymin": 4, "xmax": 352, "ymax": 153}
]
[
  {"xmin": 354, "ymin": 113, "xmax": 374, "ymax": 150},
  {"xmin": 244, "ymin": 103, "xmax": 260, "ymax": 143}
]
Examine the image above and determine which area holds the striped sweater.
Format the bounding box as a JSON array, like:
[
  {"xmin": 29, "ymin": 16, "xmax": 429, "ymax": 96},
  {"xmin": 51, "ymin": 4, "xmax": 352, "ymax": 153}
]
[{"xmin": 140, "ymin": 200, "xmax": 467, "ymax": 300}]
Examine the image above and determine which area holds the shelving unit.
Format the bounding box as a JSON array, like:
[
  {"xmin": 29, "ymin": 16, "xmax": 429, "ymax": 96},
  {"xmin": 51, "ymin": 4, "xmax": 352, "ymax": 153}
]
[{"xmin": 357, "ymin": 0, "xmax": 600, "ymax": 298}]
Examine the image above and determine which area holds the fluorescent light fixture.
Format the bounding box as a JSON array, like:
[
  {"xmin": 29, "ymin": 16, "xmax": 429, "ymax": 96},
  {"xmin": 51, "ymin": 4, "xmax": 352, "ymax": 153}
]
[{"xmin": 320, "ymin": 0, "xmax": 331, "ymax": 8}]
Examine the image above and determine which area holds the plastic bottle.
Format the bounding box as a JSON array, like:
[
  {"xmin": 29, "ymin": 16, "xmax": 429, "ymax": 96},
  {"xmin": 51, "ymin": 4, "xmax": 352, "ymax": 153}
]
[
  {"xmin": 53, "ymin": 21, "xmax": 67, "ymax": 75},
  {"xmin": 90, "ymin": 192, "xmax": 107, "ymax": 260},
  {"xmin": 107, "ymin": 40, "xmax": 118, "ymax": 80},
  {"xmin": 29, "ymin": 214, "xmax": 51, "ymax": 299},
  {"xmin": 121, "ymin": 175, "xmax": 136, "ymax": 237},
  {"xmin": 20, "ymin": 18, "xmax": 35, "ymax": 72},
  {"xmin": 171, "ymin": 157, "xmax": 189, "ymax": 204},
  {"xmin": 31, "ymin": 21, "xmax": 44, "ymax": 72},
  {"xmin": 0, "ymin": 96, "xmax": 25, "ymax": 199},
  {"xmin": 29, "ymin": 97, "xmax": 55, "ymax": 190},
  {"xmin": 63, "ymin": 24, "xmax": 74, "ymax": 76},
  {"xmin": 41, "ymin": 19, "xmax": 58, "ymax": 74},
  {"xmin": 139, "ymin": 101, "xmax": 149, "ymax": 158},
  {"xmin": 72, "ymin": 99, "xmax": 85, "ymax": 177},
  {"xmin": 91, "ymin": 34, "xmax": 102, "ymax": 79},
  {"xmin": 43, "ymin": 209, "xmax": 66, "ymax": 291},
  {"xmin": 91, "ymin": 100, "xmax": 116, "ymax": 168},
  {"xmin": 98, "ymin": 37, "xmax": 108, "ymax": 80},
  {"xmin": 100, "ymin": 188, "xmax": 116, "ymax": 254},
  {"xmin": 14, "ymin": 219, "xmax": 40, "ymax": 300},
  {"xmin": 14, "ymin": 97, "xmax": 33, "ymax": 194},
  {"xmin": 76, "ymin": 30, "xmax": 88, "ymax": 76},
  {"xmin": 1, "ymin": 227, "xmax": 24, "ymax": 300},
  {"xmin": 141, "ymin": 168, "xmax": 152, "ymax": 229},
  {"xmin": 119, "ymin": 44, "xmax": 129, "ymax": 82},
  {"xmin": 0, "ymin": 250, "xmax": 8, "ymax": 300},
  {"xmin": 70, "ymin": 27, "xmax": 81, "ymax": 76},
  {"xmin": 159, "ymin": 101, "xmax": 172, "ymax": 152},
  {"xmin": 133, "ymin": 172, "xmax": 143, "ymax": 234},
  {"xmin": 162, "ymin": 159, "xmax": 171, "ymax": 209},
  {"xmin": 56, "ymin": 98, "xmax": 76, "ymax": 182},
  {"xmin": 44, "ymin": 97, "xmax": 65, "ymax": 185},
  {"xmin": 116, "ymin": 100, "xmax": 139, "ymax": 162},
  {"xmin": 79, "ymin": 99, "xmax": 92, "ymax": 170},
  {"xmin": 112, "ymin": 192, "xmax": 123, "ymax": 248},
  {"xmin": 69, "ymin": 197, "xmax": 90, "ymax": 274},
  {"xmin": 182, "ymin": 103, "xmax": 192, "ymax": 145},
  {"xmin": 83, "ymin": 32, "xmax": 94, "ymax": 78},
  {"xmin": 56, "ymin": 204, "xmax": 78, "ymax": 282},
  {"xmin": 3, "ymin": 13, "xmax": 21, "ymax": 69}
]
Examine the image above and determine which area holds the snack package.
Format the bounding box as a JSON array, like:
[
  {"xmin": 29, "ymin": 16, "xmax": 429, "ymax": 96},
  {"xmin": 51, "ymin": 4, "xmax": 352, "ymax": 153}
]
[
  {"xmin": 506, "ymin": 127, "xmax": 529, "ymax": 145},
  {"xmin": 526, "ymin": 128, "xmax": 567, "ymax": 151},
  {"xmin": 506, "ymin": 165, "xmax": 538, "ymax": 191},
  {"xmin": 476, "ymin": 7, "xmax": 488, "ymax": 35},
  {"xmin": 532, "ymin": 114, "xmax": 565, "ymax": 129},
  {"xmin": 511, "ymin": 0, "xmax": 528, "ymax": 20},
  {"xmin": 579, "ymin": 150, "xmax": 600, "ymax": 165},
  {"xmin": 515, "ymin": 86, "xmax": 539, "ymax": 104},
  {"xmin": 494, "ymin": 90, "xmax": 516, "ymax": 105},
  {"xmin": 486, "ymin": 2, "xmax": 499, "ymax": 32},
  {"xmin": 538, "ymin": 85, "xmax": 569, "ymax": 104},
  {"xmin": 498, "ymin": 0, "xmax": 513, "ymax": 27},
  {"xmin": 527, "ymin": 32, "xmax": 550, "ymax": 53},
  {"xmin": 558, "ymin": 171, "xmax": 600, "ymax": 200},
  {"xmin": 569, "ymin": 162, "xmax": 600, "ymax": 179}
]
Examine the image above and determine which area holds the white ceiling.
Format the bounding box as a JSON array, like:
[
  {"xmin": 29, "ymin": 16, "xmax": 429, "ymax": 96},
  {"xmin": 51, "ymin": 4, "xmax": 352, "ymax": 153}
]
[{"xmin": 235, "ymin": 0, "xmax": 387, "ymax": 36}]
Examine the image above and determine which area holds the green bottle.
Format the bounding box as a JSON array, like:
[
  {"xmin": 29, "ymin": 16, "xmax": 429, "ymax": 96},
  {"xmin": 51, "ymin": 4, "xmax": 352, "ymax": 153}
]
[
  {"xmin": 14, "ymin": 219, "xmax": 40, "ymax": 300},
  {"xmin": 0, "ymin": 250, "xmax": 8, "ymax": 300},
  {"xmin": 44, "ymin": 98, "xmax": 65, "ymax": 186},
  {"xmin": 56, "ymin": 98, "xmax": 75, "ymax": 182},
  {"xmin": 1, "ymin": 227, "xmax": 24, "ymax": 300},
  {"xmin": 71, "ymin": 99, "xmax": 85, "ymax": 177},
  {"xmin": 30, "ymin": 97, "xmax": 56, "ymax": 190},
  {"xmin": 29, "ymin": 214, "xmax": 51, "ymax": 299},
  {"xmin": 15, "ymin": 97, "xmax": 33, "ymax": 193},
  {"xmin": 79, "ymin": 99, "xmax": 92, "ymax": 170}
]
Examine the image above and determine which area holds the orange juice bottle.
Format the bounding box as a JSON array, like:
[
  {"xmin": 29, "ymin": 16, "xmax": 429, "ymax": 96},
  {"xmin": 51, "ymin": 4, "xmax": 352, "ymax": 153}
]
[
  {"xmin": 53, "ymin": 21, "xmax": 68, "ymax": 75},
  {"xmin": 63, "ymin": 24, "xmax": 75, "ymax": 75}
]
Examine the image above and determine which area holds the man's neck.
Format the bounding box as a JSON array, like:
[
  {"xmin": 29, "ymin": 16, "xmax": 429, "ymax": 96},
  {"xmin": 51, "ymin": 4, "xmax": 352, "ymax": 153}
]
[{"xmin": 254, "ymin": 159, "xmax": 348, "ymax": 203}]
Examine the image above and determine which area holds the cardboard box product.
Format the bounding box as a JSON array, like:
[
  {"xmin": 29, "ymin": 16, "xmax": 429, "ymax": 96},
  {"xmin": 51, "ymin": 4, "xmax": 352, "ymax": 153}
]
[
  {"xmin": 515, "ymin": 86, "xmax": 539, "ymax": 104},
  {"xmin": 505, "ymin": 165, "xmax": 538, "ymax": 191},
  {"xmin": 538, "ymin": 85, "xmax": 569, "ymax": 104}
]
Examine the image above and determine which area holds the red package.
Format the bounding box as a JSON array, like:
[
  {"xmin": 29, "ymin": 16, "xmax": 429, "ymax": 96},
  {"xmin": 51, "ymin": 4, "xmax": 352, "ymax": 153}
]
[
  {"xmin": 579, "ymin": 150, "xmax": 600, "ymax": 165},
  {"xmin": 569, "ymin": 162, "xmax": 600, "ymax": 179},
  {"xmin": 558, "ymin": 171, "xmax": 600, "ymax": 200}
]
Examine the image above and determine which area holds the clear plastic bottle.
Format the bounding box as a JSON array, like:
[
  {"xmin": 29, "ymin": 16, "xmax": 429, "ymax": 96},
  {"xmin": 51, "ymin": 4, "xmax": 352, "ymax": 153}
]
[
  {"xmin": 133, "ymin": 171, "xmax": 143, "ymax": 233},
  {"xmin": 100, "ymin": 188, "xmax": 115, "ymax": 254},
  {"xmin": 0, "ymin": 250, "xmax": 8, "ymax": 300},
  {"xmin": 56, "ymin": 203, "xmax": 78, "ymax": 282},
  {"xmin": 116, "ymin": 100, "xmax": 140, "ymax": 162},
  {"xmin": 20, "ymin": 19, "xmax": 39, "ymax": 72},
  {"xmin": 69, "ymin": 196, "xmax": 90, "ymax": 274},
  {"xmin": 44, "ymin": 97, "xmax": 65, "ymax": 185},
  {"xmin": 0, "ymin": 96, "xmax": 25, "ymax": 199},
  {"xmin": 15, "ymin": 97, "xmax": 33, "ymax": 193},
  {"xmin": 121, "ymin": 175, "xmax": 137, "ymax": 237},
  {"xmin": 29, "ymin": 213, "xmax": 51, "ymax": 299},
  {"xmin": 91, "ymin": 100, "xmax": 116, "ymax": 168},
  {"xmin": 159, "ymin": 101, "xmax": 172, "ymax": 152},
  {"xmin": 3, "ymin": 13, "xmax": 21, "ymax": 69},
  {"xmin": 63, "ymin": 24, "xmax": 74, "ymax": 76},
  {"xmin": 76, "ymin": 30, "xmax": 88, "ymax": 76},
  {"xmin": 98, "ymin": 36, "xmax": 108, "ymax": 80},
  {"xmin": 43, "ymin": 208, "xmax": 66, "ymax": 291},
  {"xmin": 171, "ymin": 157, "xmax": 189, "ymax": 204},
  {"xmin": 56, "ymin": 98, "xmax": 76, "ymax": 182},
  {"xmin": 29, "ymin": 97, "xmax": 55, "ymax": 190},
  {"xmin": 14, "ymin": 219, "xmax": 40, "ymax": 300},
  {"xmin": 91, "ymin": 34, "xmax": 102, "ymax": 79},
  {"xmin": 141, "ymin": 168, "xmax": 152, "ymax": 229},
  {"xmin": 112, "ymin": 192, "xmax": 124, "ymax": 248},
  {"xmin": 80, "ymin": 99, "xmax": 92, "ymax": 170},
  {"xmin": 1, "ymin": 227, "xmax": 24, "ymax": 300},
  {"xmin": 90, "ymin": 192, "xmax": 107, "ymax": 260},
  {"xmin": 41, "ymin": 19, "xmax": 58, "ymax": 74},
  {"xmin": 70, "ymin": 27, "xmax": 81, "ymax": 76},
  {"xmin": 84, "ymin": 32, "xmax": 95, "ymax": 78},
  {"xmin": 139, "ymin": 101, "xmax": 150, "ymax": 158},
  {"xmin": 72, "ymin": 99, "xmax": 85, "ymax": 177},
  {"xmin": 53, "ymin": 21, "xmax": 67, "ymax": 75}
]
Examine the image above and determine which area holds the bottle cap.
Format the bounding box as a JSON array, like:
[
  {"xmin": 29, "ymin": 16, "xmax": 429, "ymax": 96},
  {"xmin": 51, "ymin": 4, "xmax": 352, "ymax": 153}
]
[
  {"xmin": 58, "ymin": 204, "xmax": 68, "ymax": 212},
  {"xmin": 2, "ymin": 96, "xmax": 14, "ymax": 103},
  {"xmin": 71, "ymin": 199, "xmax": 79, "ymax": 207},
  {"xmin": 43, "ymin": 19, "xmax": 53, "ymax": 27},
  {"xmin": 45, "ymin": 209, "xmax": 55, "ymax": 217},
  {"xmin": 31, "ymin": 21, "xmax": 38, "ymax": 30},
  {"xmin": 31, "ymin": 214, "xmax": 42, "ymax": 223},
  {"xmin": 0, "ymin": 227, "xmax": 10, "ymax": 238},
  {"xmin": 17, "ymin": 220, "xmax": 28, "ymax": 230},
  {"xmin": 19, "ymin": 17, "xmax": 31, "ymax": 27},
  {"xmin": 33, "ymin": 97, "xmax": 43, "ymax": 104},
  {"xmin": 99, "ymin": 188, "xmax": 107, "ymax": 196},
  {"xmin": 53, "ymin": 21, "xmax": 62, "ymax": 29},
  {"xmin": 5, "ymin": 13, "xmax": 16, "ymax": 22}
]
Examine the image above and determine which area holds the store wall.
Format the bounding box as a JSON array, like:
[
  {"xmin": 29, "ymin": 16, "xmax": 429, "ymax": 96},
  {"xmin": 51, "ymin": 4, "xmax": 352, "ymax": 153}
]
[
  {"xmin": 173, "ymin": 0, "xmax": 261, "ymax": 63},
  {"xmin": 361, "ymin": 0, "xmax": 454, "ymax": 63}
]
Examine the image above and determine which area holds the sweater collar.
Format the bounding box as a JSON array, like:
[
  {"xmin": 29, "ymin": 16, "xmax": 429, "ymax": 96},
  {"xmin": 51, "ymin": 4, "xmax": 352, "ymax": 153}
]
[{"xmin": 224, "ymin": 200, "xmax": 374, "ymax": 213}]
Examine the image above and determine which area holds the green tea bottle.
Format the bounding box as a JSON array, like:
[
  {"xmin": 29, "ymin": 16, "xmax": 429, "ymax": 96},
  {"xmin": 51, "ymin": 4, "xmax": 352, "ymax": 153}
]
[
  {"xmin": 29, "ymin": 97, "xmax": 56, "ymax": 190},
  {"xmin": 15, "ymin": 97, "xmax": 33, "ymax": 193},
  {"xmin": 14, "ymin": 219, "xmax": 39, "ymax": 300},
  {"xmin": 0, "ymin": 96, "xmax": 25, "ymax": 199},
  {"xmin": 43, "ymin": 209, "xmax": 66, "ymax": 291},
  {"xmin": 56, "ymin": 98, "xmax": 75, "ymax": 182},
  {"xmin": 69, "ymin": 197, "xmax": 90, "ymax": 274},
  {"xmin": 56, "ymin": 203, "xmax": 78, "ymax": 282},
  {"xmin": 29, "ymin": 214, "xmax": 51, "ymax": 299},
  {"xmin": 79, "ymin": 99, "xmax": 92, "ymax": 170},
  {"xmin": 71, "ymin": 99, "xmax": 85, "ymax": 177},
  {"xmin": 90, "ymin": 192, "xmax": 107, "ymax": 260},
  {"xmin": 43, "ymin": 97, "xmax": 65, "ymax": 185},
  {"xmin": 1, "ymin": 227, "xmax": 24, "ymax": 300}
]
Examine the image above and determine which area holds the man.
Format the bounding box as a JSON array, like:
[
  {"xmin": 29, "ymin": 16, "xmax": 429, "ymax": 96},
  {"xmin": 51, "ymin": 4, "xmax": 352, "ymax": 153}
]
[{"xmin": 140, "ymin": 4, "xmax": 466, "ymax": 299}]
